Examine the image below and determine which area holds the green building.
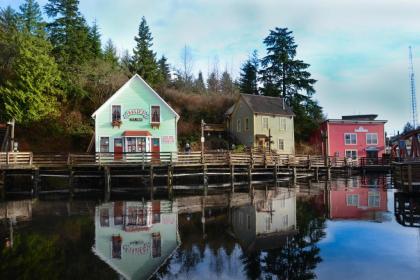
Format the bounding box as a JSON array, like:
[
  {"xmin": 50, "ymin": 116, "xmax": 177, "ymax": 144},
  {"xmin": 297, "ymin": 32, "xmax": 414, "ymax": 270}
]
[
  {"xmin": 226, "ymin": 94, "xmax": 295, "ymax": 154},
  {"xmin": 92, "ymin": 75, "xmax": 179, "ymax": 159}
]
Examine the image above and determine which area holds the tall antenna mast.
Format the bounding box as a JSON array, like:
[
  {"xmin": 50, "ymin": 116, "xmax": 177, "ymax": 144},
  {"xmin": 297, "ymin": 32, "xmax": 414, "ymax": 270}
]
[{"xmin": 409, "ymin": 46, "xmax": 418, "ymax": 128}]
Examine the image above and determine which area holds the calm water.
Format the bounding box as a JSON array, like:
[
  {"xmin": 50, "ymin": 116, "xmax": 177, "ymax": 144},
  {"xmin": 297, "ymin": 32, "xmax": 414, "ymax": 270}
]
[{"xmin": 0, "ymin": 175, "xmax": 419, "ymax": 280}]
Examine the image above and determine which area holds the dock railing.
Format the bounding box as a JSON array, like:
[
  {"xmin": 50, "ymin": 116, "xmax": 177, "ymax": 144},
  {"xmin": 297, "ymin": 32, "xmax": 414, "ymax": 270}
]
[{"xmin": 0, "ymin": 151, "xmax": 392, "ymax": 169}]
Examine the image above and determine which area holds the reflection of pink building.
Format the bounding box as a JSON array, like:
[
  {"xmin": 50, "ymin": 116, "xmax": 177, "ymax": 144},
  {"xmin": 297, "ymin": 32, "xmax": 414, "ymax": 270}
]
[{"xmin": 329, "ymin": 178, "xmax": 387, "ymax": 220}]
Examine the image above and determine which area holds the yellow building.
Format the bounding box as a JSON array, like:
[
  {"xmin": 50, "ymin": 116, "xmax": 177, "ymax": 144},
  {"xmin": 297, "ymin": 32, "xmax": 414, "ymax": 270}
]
[{"xmin": 226, "ymin": 94, "xmax": 295, "ymax": 154}]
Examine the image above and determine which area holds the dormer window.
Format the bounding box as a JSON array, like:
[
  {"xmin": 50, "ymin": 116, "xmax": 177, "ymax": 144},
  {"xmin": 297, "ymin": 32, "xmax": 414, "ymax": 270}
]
[
  {"xmin": 112, "ymin": 105, "xmax": 122, "ymax": 128},
  {"xmin": 151, "ymin": 106, "xmax": 160, "ymax": 127}
]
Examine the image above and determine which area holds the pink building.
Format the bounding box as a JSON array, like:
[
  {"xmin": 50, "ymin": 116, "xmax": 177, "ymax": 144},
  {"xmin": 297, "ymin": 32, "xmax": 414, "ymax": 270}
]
[{"xmin": 312, "ymin": 115, "xmax": 387, "ymax": 159}]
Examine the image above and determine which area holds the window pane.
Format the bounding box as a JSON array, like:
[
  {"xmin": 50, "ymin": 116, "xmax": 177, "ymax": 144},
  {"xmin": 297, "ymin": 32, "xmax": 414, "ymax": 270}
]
[
  {"xmin": 100, "ymin": 137, "xmax": 109, "ymax": 152},
  {"xmin": 151, "ymin": 106, "xmax": 160, "ymax": 123},
  {"xmin": 112, "ymin": 105, "xmax": 121, "ymax": 122}
]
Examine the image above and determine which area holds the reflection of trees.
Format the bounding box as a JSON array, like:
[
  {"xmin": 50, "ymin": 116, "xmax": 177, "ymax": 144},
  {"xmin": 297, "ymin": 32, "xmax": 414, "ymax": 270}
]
[
  {"xmin": 241, "ymin": 252, "xmax": 262, "ymax": 280},
  {"xmin": 156, "ymin": 211, "xmax": 237, "ymax": 279},
  {"xmin": 0, "ymin": 217, "xmax": 115, "ymax": 279},
  {"xmin": 242, "ymin": 198, "xmax": 326, "ymax": 280}
]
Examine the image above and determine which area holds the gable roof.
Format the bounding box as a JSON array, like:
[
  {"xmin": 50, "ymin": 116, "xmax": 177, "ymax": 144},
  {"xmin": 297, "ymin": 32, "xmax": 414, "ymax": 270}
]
[
  {"xmin": 91, "ymin": 74, "xmax": 180, "ymax": 119},
  {"xmin": 240, "ymin": 94, "xmax": 294, "ymax": 116}
]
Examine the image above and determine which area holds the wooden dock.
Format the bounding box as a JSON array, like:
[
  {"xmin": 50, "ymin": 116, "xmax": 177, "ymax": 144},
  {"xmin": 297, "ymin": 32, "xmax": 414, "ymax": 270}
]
[
  {"xmin": 392, "ymin": 161, "xmax": 420, "ymax": 191},
  {"xmin": 0, "ymin": 151, "xmax": 390, "ymax": 198}
]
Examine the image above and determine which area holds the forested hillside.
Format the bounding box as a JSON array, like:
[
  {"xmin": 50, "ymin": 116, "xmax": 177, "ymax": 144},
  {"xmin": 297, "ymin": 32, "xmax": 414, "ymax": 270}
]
[{"xmin": 0, "ymin": 0, "xmax": 323, "ymax": 152}]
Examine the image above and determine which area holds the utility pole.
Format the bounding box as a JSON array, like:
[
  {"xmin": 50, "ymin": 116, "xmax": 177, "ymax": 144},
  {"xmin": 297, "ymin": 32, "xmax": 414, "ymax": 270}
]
[{"xmin": 201, "ymin": 119, "xmax": 205, "ymax": 162}]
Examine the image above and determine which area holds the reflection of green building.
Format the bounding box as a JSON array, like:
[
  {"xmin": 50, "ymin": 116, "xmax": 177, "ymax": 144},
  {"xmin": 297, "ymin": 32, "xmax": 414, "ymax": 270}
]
[
  {"xmin": 92, "ymin": 201, "xmax": 180, "ymax": 280},
  {"xmin": 231, "ymin": 190, "xmax": 297, "ymax": 252}
]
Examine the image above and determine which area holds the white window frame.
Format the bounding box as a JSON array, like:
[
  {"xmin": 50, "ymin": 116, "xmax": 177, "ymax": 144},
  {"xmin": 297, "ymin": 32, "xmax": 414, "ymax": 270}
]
[
  {"xmin": 100, "ymin": 137, "xmax": 109, "ymax": 153},
  {"xmin": 366, "ymin": 133, "xmax": 378, "ymax": 145},
  {"xmin": 111, "ymin": 104, "xmax": 122, "ymax": 122},
  {"xmin": 279, "ymin": 118, "xmax": 286, "ymax": 131},
  {"xmin": 345, "ymin": 149, "xmax": 358, "ymax": 159},
  {"xmin": 150, "ymin": 105, "xmax": 161, "ymax": 124},
  {"xmin": 278, "ymin": 139, "xmax": 284, "ymax": 151},
  {"xmin": 237, "ymin": 119, "xmax": 241, "ymax": 132},
  {"xmin": 344, "ymin": 133, "xmax": 357, "ymax": 145},
  {"xmin": 262, "ymin": 117, "xmax": 269, "ymax": 130},
  {"xmin": 346, "ymin": 194, "xmax": 359, "ymax": 206},
  {"xmin": 368, "ymin": 191, "xmax": 380, "ymax": 207}
]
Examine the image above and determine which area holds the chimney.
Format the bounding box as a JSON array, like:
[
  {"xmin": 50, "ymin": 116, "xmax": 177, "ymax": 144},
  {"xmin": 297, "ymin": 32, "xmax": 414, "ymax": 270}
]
[{"xmin": 282, "ymin": 98, "xmax": 285, "ymax": 110}]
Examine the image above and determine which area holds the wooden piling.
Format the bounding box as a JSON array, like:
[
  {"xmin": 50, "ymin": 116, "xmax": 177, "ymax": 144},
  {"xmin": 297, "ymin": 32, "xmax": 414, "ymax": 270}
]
[
  {"xmin": 104, "ymin": 166, "xmax": 111, "ymax": 202},
  {"xmin": 407, "ymin": 164, "xmax": 412, "ymax": 192},
  {"xmin": 230, "ymin": 165, "xmax": 235, "ymax": 193},
  {"xmin": 167, "ymin": 165, "xmax": 173, "ymax": 198},
  {"xmin": 203, "ymin": 164, "xmax": 208, "ymax": 196},
  {"xmin": 248, "ymin": 165, "xmax": 252, "ymax": 192},
  {"xmin": 0, "ymin": 170, "xmax": 5, "ymax": 200},
  {"xmin": 32, "ymin": 169, "xmax": 39, "ymax": 197},
  {"xmin": 68, "ymin": 168, "xmax": 74, "ymax": 198},
  {"xmin": 273, "ymin": 164, "xmax": 278, "ymax": 184},
  {"xmin": 149, "ymin": 166, "xmax": 154, "ymax": 200}
]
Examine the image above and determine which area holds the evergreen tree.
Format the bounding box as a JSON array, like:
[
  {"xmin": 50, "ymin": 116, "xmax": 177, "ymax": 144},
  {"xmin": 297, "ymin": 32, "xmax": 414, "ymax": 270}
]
[
  {"xmin": 18, "ymin": 0, "xmax": 44, "ymax": 35},
  {"xmin": 0, "ymin": 6, "xmax": 18, "ymax": 33},
  {"xmin": 193, "ymin": 71, "xmax": 206, "ymax": 93},
  {"xmin": 0, "ymin": 7, "xmax": 19, "ymax": 84},
  {"xmin": 259, "ymin": 27, "xmax": 322, "ymax": 141},
  {"xmin": 220, "ymin": 70, "xmax": 234, "ymax": 95},
  {"xmin": 88, "ymin": 20, "xmax": 102, "ymax": 58},
  {"xmin": 120, "ymin": 49, "xmax": 131, "ymax": 73},
  {"xmin": 239, "ymin": 50, "xmax": 258, "ymax": 95},
  {"xmin": 158, "ymin": 55, "xmax": 171, "ymax": 84},
  {"xmin": 0, "ymin": 30, "xmax": 62, "ymax": 123},
  {"xmin": 45, "ymin": 0, "xmax": 93, "ymax": 65},
  {"xmin": 103, "ymin": 39, "xmax": 119, "ymax": 67},
  {"xmin": 403, "ymin": 122, "xmax": 414, "ymax": 134},
  {"xmin": 207, "ymin": 71, "xmax": 219, "ymax": 93},
  {"xmin": 130, "ymin": 17, "xmax": 161, "ymax": 85}
]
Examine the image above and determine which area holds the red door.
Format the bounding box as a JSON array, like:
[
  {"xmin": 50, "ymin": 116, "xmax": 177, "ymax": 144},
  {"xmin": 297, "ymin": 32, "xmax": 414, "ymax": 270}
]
[
  {"xmin": 151, "ymin": 138, "xmax": 160, "ymax": 160},
  {"xmin": 114, "ymin": 138, "xmax": 123, "ymax": 160}
]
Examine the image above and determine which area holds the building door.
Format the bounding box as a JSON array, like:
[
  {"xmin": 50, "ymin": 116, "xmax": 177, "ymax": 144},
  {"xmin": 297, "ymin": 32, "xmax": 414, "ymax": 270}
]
[
  {"xmin": 114, "ymin": 138, "xmax": 123, "ymax": 160},
  {"xmin": 151, "ymin": 138, "xmax": 160, "ymax": 160},
  {"xmin": 366, "ymin": 150, "xmax": 378, "ymax": 158}
]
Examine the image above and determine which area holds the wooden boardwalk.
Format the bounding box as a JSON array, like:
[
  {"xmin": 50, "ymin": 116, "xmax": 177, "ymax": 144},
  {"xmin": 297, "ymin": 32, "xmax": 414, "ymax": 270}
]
[
  {"xmin": 0, "ymin": 151, "xmax": 393, "ymax": 198},
  {"xmin": 0, "ymin": 151, "xmax": 358, "ymax": 169}
]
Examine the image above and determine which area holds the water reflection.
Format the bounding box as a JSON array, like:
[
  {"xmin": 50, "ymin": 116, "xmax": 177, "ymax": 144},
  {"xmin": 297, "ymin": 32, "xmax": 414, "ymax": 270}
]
[
  {"xmin": 0, "ymin": 175, "xmax": 419, "ymax": 279},
  {"xmin": 93, "ymin": 201, "xmax": 179, "ymax": 280},
  {"xmin": 394, "ymin": 192, "xmax": 420, "ymax": 227},
  {"xmin": 328, "ymin": 176, "xmax": 388, "ymax": 221}
]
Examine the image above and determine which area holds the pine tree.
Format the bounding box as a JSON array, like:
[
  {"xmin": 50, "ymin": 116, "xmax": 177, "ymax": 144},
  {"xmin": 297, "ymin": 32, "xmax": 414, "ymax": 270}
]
[
  {"xmin": 259, "ymin": 27, "xmax": 322, "ymax": 141},
  {"xmin": 239, "ymin": 50, "xmax": 258, "ymax": 95},
  {"xmin": 120, "ymin": 49, "xmax": 131, "ymax": 72},
  {"xmin": 18, "ymin": 0, "xmax": 44, "ymax": 35},
  {"xmin": 0, "ymin": 7, "xmax": 19, "ymax": 84},
  {"xmin": 207, "ymin": 71, "xmax": 219, "ymax": 93},
  {"xmin": 0, "ymin": 31, "xmax": 62, "ymax": 123},
  {"xmin": 0, "ymin": 6, "xmax": 18, "ymax": 33},
  {"xmin": 220, "ymin": 70, "xmax": 234, "ymax": 95},
  {"xmin": 193, "ymin": 71, "xmax": 206, "ymax": 93},
  {"xmin": 103, "ymin": 39, "xmax": 119, "ymax": 67},
  {"xmin": 88, "ymin": 20, "xmax": 102, "ymax": 58},
  {"xmin": 45, "ymin": 0, "xmax": 93, "ymax": 65},
  {"xmin": 259, "ymin": 27, "xmax": 316, "ymax": 99},
  {"xmin": 130, "ymin": 17, "xmax": 161, "ymax": 85},
  {"xmin": 158, "ymin": 55, "xmax": 171, "ymax": 84}
]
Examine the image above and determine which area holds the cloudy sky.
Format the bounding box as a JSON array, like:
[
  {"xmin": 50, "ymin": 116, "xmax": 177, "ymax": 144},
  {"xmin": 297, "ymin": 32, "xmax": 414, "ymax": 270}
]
[{"xmin": 3, "ymin": 0, "xmax": 420, "ymax": 134}]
